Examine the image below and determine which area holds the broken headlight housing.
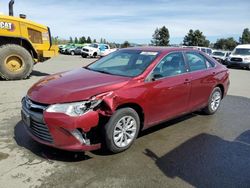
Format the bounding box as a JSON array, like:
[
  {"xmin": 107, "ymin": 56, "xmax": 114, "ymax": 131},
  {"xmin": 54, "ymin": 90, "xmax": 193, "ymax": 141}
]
[{"xmin": 46, "ymin": 99, "xmax": 102, "ymax": 117}]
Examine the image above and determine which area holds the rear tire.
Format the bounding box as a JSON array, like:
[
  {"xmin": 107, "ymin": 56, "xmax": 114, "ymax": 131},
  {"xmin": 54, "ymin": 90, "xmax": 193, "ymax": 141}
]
[
  {"xmin": 93, "ymin": 52, "xmax": 97, "ymax": 58},
  {"xmin": 203, "ymin": 87, "xmax": 222, "ymax": 115},
  {"xmin": 0, "ymin": 44, "xmax": 33, "ymax": 80},
  {"xmin": 104, "ymin": 108, "xmax": 140, "ymax": 153},
  {"xmin": 70, "ymin": 51, "xmax": 75, "ymax": 56}
]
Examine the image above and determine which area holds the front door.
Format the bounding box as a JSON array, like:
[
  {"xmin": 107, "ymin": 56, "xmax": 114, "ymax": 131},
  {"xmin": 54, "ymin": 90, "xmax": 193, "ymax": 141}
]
[{"xmin": 144, "ymin": 52, "xmax": 191, "ymax": 128}]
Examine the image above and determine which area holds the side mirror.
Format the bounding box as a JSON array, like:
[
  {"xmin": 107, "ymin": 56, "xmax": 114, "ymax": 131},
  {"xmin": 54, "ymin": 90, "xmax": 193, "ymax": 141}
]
[{"xmin": 147, "ymin": 73, "xmax": 162, "ymax": 82}]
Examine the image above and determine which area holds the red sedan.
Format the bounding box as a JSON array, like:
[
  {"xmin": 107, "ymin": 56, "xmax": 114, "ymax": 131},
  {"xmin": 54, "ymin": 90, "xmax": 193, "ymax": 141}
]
[{"xmin": 21, "ymin": 47, "xmax": 230, "ymax": 153}]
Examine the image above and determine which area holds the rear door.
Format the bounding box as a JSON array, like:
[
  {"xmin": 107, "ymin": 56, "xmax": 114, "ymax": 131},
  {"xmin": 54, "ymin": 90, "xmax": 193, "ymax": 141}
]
[
  {"xmin": 184, "ymin": 51, "xmax": 216, "ymax": 111},
  {"xmin": 144, "ymin": 52, "xmax": 192, "ymax": 127}
]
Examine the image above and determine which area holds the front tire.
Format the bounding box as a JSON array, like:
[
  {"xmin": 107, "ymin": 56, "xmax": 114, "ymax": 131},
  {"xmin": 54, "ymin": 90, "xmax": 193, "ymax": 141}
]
[
  {"xmin": 104, "ymin": 108, "xmax": 140, "ymax": 153},
  {"xmin": 81, "ymin": 54, "xmax": 87, "ymax": 58},
  {"xmin": 203, "ymin": 87, "xmax": 222, "ymax": 115},
  {"xmin": 70, "ymin": 51, "xmax": 75, "ymax": 56},
  {"xmin": 0, "ymin": 44, "xmax": 33, "ymax": 80}
]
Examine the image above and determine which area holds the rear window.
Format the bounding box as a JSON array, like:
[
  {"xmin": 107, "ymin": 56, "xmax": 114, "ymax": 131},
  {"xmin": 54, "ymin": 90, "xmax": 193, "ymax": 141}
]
[{"xmin": 186, "ymin": 52, "xmax": 215, "ymax": 71}]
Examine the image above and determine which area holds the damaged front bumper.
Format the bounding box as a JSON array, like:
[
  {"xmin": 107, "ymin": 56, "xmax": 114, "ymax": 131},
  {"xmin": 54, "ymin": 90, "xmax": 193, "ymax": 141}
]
[{"xmin": 21, "ymin": 97, "xmax": 102, "ymax": 151}]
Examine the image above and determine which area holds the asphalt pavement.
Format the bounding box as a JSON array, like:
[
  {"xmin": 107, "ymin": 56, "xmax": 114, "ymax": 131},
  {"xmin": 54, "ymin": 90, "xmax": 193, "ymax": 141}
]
[{"xmin": 0, "ymin": 55, "xmax": 250, "ymax": 188}]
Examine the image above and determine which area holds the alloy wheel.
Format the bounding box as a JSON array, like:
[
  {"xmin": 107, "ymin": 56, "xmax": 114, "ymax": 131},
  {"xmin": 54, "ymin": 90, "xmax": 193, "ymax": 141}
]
[
  {"xmin": 210, "ymin": 91, "xmax": 221, "ymax": 111},
  {"xmin": 113, "ymin": 116, "xmax": 137, "ymax": 148}
]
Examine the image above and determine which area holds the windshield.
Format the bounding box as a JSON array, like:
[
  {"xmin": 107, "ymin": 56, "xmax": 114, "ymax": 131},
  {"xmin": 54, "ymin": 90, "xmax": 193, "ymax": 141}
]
[
  {"xmin": 232, "ymin": 48, "xmax": 250, "ymax": 55},
  {"xmin": 212, "ymin": 51, "xmax": 225, "ymax": 56},
  {"xmin": 87, "ymin": 50, "xmax": 159, "ymax": 77},
  {"xmin": 90, "ymin": 44, "xmax": 98, "ymax": 48}
]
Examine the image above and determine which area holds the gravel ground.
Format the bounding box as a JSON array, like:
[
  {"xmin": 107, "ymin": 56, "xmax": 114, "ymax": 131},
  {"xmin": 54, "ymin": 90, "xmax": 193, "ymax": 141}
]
[{"xmin": 0, "ymin": 55, "xmax": 250, "ymax": 188}]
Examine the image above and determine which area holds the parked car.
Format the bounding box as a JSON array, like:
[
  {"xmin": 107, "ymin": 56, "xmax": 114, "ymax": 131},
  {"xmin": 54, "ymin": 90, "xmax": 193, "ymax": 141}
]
[
  {"xmin": 99, "ymin": 45, "xmax": 117, "ymax": 57},
  {"xmin": 211, "ymin": 50, "xmax": 231, "ymax": 64},
  {"xmin": 183, "ymin": 46, "xmax": 213, "ymax": 55},
  {"xmin": 66, "ymin": 46, "xmax": 83, "ymax": 55},
  {"xmin": 21, "ymin": 47, "xmax": 230, "ymax": 153},
  {"xmin": 81, "ymin": 43, "xmax": 116, "ymax": 58},
  {"xmin": 59, "ymin": 44, "xmax": 75, "ymax": 54},
  {"xmin": 226, "ymin": 44, "xmax": 250, "ymax": 69}
]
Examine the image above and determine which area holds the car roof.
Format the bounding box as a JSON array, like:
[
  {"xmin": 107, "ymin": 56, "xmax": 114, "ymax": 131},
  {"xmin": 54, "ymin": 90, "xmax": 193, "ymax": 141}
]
[
  {"xmin": 236, "ymin": 44, "xmax": 250, "ymax": 49},
  {"xmin": 213, "ymin": 50, "xmax": 228, "ymax": 53},
  {"xmin": 122, "ymin": 46, "xmax": 200, "ymax": 53}
]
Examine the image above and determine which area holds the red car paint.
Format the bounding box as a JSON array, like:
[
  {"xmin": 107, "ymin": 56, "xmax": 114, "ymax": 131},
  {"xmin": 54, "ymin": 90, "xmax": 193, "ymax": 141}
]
[{"xmin": 22, "ymin": 47, "xmax": 230, "ymax": 151}]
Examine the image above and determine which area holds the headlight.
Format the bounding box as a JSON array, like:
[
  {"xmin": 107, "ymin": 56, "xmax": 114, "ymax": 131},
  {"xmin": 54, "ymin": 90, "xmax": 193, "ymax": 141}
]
[
  {"xmin": 244, "ymin": 57, "xmax": 250, "ymax": 61},
  {"xmin": 46, "ymin": 100, "xmax": 102, "ymax": 116}
]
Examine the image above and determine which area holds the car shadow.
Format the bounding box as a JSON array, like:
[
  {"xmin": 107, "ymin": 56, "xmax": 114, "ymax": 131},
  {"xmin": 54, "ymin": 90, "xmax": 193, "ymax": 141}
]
[
  {"xmin": 144, "ymin": 131, "xmax": 250, "ymax": 187},
  {"xmin": 139, "ymin": 113, "xmax": 197, "ymax": 138},
  {"xmin": 30, "ymin": 70, "xmax": 50, "ymax": 77},
  {"xmin": 90, "ymin": 113, "xmax": 198, "ymax": 156},
  {"xmin": 14, "ymin": 121, "xmax": 92, "ymax": 162}
]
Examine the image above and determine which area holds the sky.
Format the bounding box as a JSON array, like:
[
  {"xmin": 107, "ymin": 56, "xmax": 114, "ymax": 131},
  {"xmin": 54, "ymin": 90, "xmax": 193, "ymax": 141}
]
[{"xmin": 0, "ymin": 0, "xmax": 249, "ymax": 44}]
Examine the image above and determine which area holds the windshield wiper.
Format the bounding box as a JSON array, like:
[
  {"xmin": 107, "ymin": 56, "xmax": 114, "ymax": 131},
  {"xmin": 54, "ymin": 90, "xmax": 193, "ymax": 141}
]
[{"xmin": 86, "ymin": 68, "xmax": 112, "ymax": 75}]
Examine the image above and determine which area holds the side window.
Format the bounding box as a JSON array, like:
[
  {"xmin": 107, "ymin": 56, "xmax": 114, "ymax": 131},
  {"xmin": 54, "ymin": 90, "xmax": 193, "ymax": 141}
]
[
  {"xmin": 201, "ymin": 48, "xmax": 206, "ymax": 53},
  {"xmin": 186, "ymin": 52, "xmax": 207, "ymax": 71},
  {"xmin": 152, "ymin": 52, "xmax": 186, "ymax": 78},
  {"xmin": 207, "ymin": 49, "xmax": 212, "ymax": 55},
  {"xmin": 205, "ymin": 57, "xmax": 215, "ymax": 68}
]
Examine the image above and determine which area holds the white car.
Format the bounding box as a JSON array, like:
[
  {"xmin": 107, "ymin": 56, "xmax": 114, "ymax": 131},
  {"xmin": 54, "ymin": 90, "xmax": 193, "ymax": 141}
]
[
  {"xmin": 211, "ymin": 50, "xmax": 231, "ymax": 64},
  {"xmin": 81, "ymin": 43, "xmax": 117, "ymax": 58},
  {"xmin": 182, "ymin": 46, "xmax": 213, "ymax": 55},
  {"xmin": 226, "ymin": 44, "xmax": 250, "ymax": 69}
]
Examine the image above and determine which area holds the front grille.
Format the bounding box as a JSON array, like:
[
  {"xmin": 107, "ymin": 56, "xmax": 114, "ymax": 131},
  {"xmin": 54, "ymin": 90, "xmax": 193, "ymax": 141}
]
[
  {"xmin": 82, "ymin": 48, "xmax": 89, "ymax": 52},
  {"xmin": 30, "ymin": 119, "xmax": 53, "ymax": 143},
  {"xmin": 22, "ymin": 97, "xmax": 53, "ymax": 143},
  {"xmin": 231, "ymin": 57, "xmax": 242, "ymax": 62}
]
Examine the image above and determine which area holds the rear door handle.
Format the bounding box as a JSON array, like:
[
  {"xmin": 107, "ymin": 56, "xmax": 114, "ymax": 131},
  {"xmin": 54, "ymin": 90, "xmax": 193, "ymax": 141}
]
[{"xmin": 184, "ymin": 78, "xmax": 190, "ymax": 84}]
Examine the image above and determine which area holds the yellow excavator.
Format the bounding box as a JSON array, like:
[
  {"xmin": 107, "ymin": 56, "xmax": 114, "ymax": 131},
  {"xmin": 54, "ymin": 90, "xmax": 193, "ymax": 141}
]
[{"xmin": 0, "ymin": 0, "xmax": 58, "ymax": 80}]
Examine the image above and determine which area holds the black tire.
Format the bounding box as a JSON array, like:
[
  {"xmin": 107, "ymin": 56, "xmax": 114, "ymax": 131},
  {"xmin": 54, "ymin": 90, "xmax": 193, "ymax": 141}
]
[
  {"xmin": 0, "ymin": 44, "xmax": 33, "ymax": 80},
  {"xmin": 104, "ymin": 108, "xmax": 140, "ymax": 153},
  {"xmin": 70, "ymin": 51, "xmax": 75, "ymax": 56},
  {"xmin": 81, "ymin": 54, "xmax": 87, "ymax": 58},
  {"xmin": 93, "ymin": 52, "xmax": 97, "ymax": 58},
  {"xmin": 203, "ymin": 87, "xmax": 222, "ymax": 115}
]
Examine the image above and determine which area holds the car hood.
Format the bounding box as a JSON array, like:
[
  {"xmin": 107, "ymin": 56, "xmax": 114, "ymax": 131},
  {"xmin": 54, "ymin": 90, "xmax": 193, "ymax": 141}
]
[
  {"xmin": 212, "ymin": 55, "xmax": 225, "ymax": 59},
  {"xmin": 82, "ymin": 47, "xmax": 97, "ymax": 51},
  {"xmin": 230, "ymin": 54, "xmax": 250, "ymax": 58},
  {"xmin": 27, "ymin": 68, "xmax": 130, "ymax": 104}
]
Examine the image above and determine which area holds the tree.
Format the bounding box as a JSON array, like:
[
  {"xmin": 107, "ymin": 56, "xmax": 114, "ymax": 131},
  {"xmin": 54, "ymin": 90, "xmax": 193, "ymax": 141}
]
[
  {"xmin": 121, "ymin": 41, "xmax": 130, "ymax": 48},
  {"xmin": 52, "ymin": 36, "xmax": 59, "ymax": 45},
  {"xmin": 239, "ymin": 28, "xmax": 250, "ymax": 44},
  {"xmin": 86, "ymin": 36, "xmax": 92, "ymax": 43},
  {"xmin": 109, "ymin": 42, "xmax": 117, "ymax": 48},
  {"xmin": 151, "ymin": 26, "xmax": 170, "ymax": 46},
  {"xmin": 183, "ymin": 29, "xmax": 210, "ymax": 47},
  {"xmin": 74, "ymin": 37, "xmax": 78, "ymax": 44},
  {"xmin": 69, "ymin": 37, "xmax": 73, "ymax": 43},
  {"xmin": 93, "ymin": 39, "xmax": 97, "ymax": 43},
  {"xmin": 79, "ymin": 36, "xmax": 86, "ymax": 44},
  {"xmin": 214, "ymin": 37, "xmax": 238, "ymax": 50}
]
